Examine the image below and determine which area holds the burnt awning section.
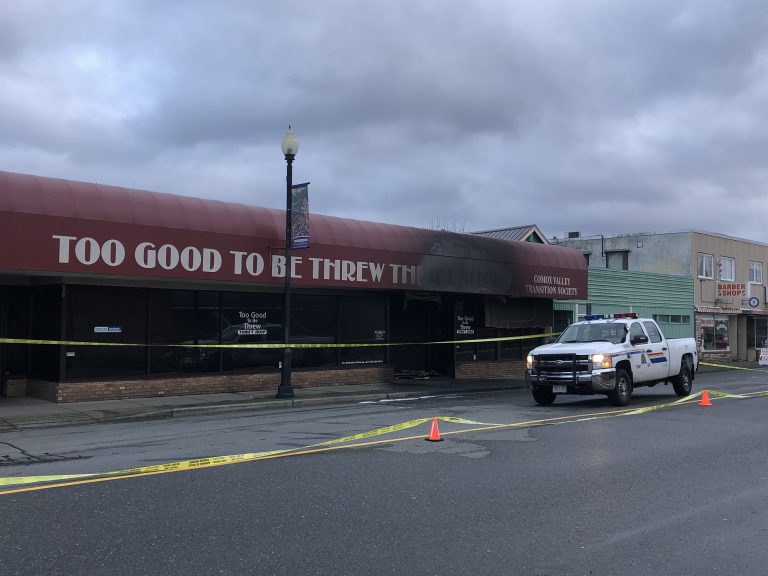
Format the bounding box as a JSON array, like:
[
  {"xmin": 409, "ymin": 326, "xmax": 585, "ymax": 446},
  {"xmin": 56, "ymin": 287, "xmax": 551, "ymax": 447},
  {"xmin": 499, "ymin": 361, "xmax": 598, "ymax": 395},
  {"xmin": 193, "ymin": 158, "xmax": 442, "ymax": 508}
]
[{"xmin": 0, "ymin": 170, "xmax": 587, "ymax": 299}]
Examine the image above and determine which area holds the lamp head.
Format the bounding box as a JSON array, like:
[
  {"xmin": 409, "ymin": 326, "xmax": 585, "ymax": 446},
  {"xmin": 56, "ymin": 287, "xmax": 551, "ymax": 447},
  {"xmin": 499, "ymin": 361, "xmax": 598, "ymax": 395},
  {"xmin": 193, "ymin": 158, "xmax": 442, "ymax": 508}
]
[{"xmin": 281, "ymin": 126, "xmax": 299, "ymax": 157}]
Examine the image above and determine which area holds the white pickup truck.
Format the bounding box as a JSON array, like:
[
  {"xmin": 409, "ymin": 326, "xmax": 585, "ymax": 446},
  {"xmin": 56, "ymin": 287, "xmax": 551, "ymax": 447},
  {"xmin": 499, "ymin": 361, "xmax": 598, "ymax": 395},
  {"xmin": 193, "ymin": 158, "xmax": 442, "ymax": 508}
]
[{"xmin": 526, "ymin": 314, "xmax": 698, "ymax": 406}]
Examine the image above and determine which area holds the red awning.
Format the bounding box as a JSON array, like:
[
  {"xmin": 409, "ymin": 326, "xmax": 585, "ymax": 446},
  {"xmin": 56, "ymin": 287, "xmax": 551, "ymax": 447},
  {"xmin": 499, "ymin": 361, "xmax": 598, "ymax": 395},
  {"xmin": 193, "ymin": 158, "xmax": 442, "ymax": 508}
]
[{"xmin": 0, "ymin": 170, "xmax": 587, "ymax": 298}]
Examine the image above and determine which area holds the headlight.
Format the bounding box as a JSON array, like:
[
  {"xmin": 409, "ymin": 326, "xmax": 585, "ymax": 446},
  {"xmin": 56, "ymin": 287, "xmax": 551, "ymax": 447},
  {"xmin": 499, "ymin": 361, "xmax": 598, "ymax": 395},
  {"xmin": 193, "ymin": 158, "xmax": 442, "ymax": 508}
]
[
  {"xmin": 526, "ymin": 354, "xmax": 535, "ymax": 370},
  {"xmin": 591, "ymin": 353, "xmax": 612, "ymax": 369}
]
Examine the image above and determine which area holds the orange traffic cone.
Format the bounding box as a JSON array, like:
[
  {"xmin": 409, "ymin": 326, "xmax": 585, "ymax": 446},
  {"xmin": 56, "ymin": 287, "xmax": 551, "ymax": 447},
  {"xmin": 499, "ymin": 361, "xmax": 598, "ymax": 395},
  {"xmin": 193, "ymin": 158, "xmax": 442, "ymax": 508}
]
[
  {"xmin": 426, "ymin": 417, "xmax": 444, "ymax": 442},
  {"xmin": 699, "ymin": 390, "xmax": 713, "ymax": 407}
]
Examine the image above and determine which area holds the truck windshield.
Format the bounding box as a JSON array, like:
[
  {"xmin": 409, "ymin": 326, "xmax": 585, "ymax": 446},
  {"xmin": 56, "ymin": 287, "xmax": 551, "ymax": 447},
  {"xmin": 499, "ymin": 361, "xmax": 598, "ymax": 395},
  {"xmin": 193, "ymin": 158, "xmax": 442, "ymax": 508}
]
[{"xmin": 558, "ymin": 323, "xmax": 626, "ymax": 345}]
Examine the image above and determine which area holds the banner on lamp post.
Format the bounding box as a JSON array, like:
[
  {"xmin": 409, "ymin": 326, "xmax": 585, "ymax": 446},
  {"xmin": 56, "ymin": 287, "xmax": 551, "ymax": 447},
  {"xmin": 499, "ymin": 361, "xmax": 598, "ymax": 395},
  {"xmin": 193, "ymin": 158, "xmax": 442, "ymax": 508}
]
[{"xmin": 291, "ymin": 182, "xmax": 310, "ymax": 249}]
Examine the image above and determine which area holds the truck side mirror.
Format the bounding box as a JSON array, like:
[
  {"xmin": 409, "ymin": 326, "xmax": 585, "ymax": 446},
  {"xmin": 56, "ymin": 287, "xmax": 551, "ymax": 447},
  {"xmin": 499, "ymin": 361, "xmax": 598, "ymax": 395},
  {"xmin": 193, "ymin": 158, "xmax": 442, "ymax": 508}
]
[
  {"xmin": 544, "ymin": 337, "xmax": 556, "ymax": 344},
  {"xmin": 631, "ymin": 334, "xmax": 649, "ymax": 345}
]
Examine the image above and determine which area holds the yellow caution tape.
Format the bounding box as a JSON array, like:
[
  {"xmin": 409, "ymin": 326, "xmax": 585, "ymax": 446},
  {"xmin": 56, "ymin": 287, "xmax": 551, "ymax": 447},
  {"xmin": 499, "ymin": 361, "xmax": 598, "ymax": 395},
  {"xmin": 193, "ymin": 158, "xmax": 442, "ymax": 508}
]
[
  {"xmin": 0, "ymin": 416, "xmax": 501, "ymax": 489},
  {"xmin": 5, "ymin": 388, "xmax": 765, "ymax": 493},
  {"xmin": 0, "ymin": 332, "xmax": 558, "ymax": 349},
  {"xmin": 0, "ymin": 473, "xmax": 102, "ymax": 486},
  {"xmin": 700, "ymin": 361, "xmax": 768, "ymax": 372},
  {"xmin": 0, "ymin": 449, "xmax": 292, "ymax": 488},
  {"xmin": 617, "ymin": 388, "xmax": 752, "ymax": 417},
  {"xmin": 706, "ymin": 389, "xmax": 749, "ymax": 399},
  {"xmin": 309, "ymin": 418, "xmax": 431, "ymax": 446}
]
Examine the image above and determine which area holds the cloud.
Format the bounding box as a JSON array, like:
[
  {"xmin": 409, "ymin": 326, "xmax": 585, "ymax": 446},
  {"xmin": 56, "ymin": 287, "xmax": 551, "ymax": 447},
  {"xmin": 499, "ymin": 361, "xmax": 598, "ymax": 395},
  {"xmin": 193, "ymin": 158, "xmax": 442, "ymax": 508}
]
[{"xmin": 1, "ymin": 0, "xmax": 768, "ymax": 241}]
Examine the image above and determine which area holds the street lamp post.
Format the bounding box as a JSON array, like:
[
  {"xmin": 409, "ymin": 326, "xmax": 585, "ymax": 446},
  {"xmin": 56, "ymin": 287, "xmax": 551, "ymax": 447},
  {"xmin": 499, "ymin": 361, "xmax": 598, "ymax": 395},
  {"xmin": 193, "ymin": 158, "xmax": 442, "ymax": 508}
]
[{"xmin": 277, "ymin": 127, "xmax": 299, "ymax": 399}]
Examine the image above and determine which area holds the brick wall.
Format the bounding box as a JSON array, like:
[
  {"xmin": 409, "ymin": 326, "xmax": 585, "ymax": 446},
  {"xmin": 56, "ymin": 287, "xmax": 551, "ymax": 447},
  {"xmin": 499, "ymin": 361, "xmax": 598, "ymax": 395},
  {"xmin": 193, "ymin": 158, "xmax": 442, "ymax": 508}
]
[
  {"xmin": 455, "ymin": 360, "xmax": 526, "ymax": 380},
  {"xmin": 28, "ymin": 365, "xmax": 394, "ymax": 403}
]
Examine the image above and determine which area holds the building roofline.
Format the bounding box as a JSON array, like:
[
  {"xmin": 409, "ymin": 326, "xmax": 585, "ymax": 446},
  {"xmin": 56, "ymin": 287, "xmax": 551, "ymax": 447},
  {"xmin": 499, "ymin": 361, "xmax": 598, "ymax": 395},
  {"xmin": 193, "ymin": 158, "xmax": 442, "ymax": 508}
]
[{"xmin": 555, "ymin": 229, "xmax": 768, "ymax": 248}]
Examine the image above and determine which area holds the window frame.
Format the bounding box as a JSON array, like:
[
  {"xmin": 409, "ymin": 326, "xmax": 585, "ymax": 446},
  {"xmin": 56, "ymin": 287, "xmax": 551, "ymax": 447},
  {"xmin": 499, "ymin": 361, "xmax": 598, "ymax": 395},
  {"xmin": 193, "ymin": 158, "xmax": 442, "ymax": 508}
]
[
  {"xmin": 605, "ymin": 250, "xmax": 629, "ymax": 270},
  {"xmin": 749, "ymin": 261, "xmax": 763, "ymax": 285},
  {"xmin": 697, "ymin": 253, "xmax": 714, "ymax": 279},
  {"xmin": 718, "ymin": 256, "xmax": 735, "ymax": 282}
]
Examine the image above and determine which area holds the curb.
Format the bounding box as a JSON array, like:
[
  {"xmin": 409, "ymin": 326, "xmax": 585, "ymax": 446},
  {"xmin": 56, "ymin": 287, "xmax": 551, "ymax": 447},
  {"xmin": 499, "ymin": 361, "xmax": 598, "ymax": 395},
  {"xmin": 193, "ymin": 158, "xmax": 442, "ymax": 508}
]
[{"xmin": 0, "ymin": 382, "xmax": 527, "ymax": 431}]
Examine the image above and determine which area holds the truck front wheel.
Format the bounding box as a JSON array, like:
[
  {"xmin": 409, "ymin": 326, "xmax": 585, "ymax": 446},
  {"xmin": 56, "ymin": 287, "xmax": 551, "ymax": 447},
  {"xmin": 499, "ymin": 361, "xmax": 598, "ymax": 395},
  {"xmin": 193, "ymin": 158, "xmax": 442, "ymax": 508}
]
[
  {"xmin": 609, "ymin": 368, "xmax": 632, "ymax": 406},
  {"xmin": 673, "ymin": 363, "xmax": 692, "ymax": 397},
  {"xmin": 532, "ymin": 388, "xmax": 556, "ymax": 406}
]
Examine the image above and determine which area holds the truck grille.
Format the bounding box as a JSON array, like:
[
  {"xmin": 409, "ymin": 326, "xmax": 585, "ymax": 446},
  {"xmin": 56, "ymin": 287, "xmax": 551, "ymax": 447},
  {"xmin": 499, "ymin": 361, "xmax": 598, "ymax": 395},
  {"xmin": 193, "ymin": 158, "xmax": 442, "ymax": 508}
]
[{"xmin": 534, "ymin": 354, "xmax": 590, "ymax": 376}]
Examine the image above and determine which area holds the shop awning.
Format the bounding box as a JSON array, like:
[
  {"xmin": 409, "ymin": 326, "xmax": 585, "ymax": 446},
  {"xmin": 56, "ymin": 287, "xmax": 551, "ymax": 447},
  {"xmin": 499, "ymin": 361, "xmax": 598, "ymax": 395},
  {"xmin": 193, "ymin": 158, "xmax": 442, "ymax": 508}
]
[
  {"xmin": 695, "ymin": 305, "xmax": 742, "ymax": 314},
  {"xmin": 0, "ymin": 170, "xmax": 587, "ymax": 298}
]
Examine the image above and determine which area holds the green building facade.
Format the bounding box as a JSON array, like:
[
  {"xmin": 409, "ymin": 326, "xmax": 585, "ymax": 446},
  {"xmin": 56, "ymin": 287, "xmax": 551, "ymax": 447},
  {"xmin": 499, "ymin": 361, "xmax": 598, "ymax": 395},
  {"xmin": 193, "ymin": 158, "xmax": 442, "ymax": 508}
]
[{"xmin": 553, "ymin": 268, "xmax": 694, "ymax": 339}]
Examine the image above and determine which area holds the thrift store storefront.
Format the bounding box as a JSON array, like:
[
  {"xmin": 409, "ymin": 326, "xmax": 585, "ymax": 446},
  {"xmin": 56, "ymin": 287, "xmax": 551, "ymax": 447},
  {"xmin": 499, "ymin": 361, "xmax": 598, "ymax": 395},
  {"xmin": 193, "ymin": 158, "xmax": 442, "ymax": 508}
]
[{"xmin": 0, "ymin": 171, "xmax": 587, "ymax": 402}]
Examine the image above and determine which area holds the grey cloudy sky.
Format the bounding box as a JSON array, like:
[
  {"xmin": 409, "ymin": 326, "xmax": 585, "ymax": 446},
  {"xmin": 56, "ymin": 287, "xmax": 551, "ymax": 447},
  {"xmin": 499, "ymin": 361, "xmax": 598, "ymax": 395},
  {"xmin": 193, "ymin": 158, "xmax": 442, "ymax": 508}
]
[{"xmin": 1, "ymin": 1, "xmax": 767, "ymax": 241}]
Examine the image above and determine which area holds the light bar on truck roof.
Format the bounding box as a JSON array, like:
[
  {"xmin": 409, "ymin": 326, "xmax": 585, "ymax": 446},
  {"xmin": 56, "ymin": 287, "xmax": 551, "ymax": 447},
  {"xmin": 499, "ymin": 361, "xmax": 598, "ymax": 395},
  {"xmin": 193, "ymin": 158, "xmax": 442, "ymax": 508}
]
[{"xmin": 583, "ymin": 313, "xmax": 638, "ymax": 321}]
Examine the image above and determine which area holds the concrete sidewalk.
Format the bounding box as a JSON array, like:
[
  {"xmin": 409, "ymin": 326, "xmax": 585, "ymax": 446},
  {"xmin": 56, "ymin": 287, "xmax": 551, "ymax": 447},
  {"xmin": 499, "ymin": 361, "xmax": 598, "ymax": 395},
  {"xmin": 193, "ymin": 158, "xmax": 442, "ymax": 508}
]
[{"xmin": 0, "ymin": 378, "xmax": 527, "ymax": 432}]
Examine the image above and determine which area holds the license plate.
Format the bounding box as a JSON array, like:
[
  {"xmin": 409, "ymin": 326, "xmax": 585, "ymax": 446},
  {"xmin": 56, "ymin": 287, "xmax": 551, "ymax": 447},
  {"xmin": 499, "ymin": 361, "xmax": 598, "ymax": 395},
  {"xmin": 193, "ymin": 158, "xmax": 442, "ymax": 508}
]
[{"xmin": 553, "ymin": 385, "xmax": 567, "ymax": 394}]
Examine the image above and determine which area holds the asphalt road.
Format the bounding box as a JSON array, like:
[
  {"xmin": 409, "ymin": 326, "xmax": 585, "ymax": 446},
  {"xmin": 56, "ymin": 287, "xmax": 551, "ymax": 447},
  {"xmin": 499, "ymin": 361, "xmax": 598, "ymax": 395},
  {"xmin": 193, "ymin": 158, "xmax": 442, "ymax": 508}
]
[{"xmin": 2, "ymin": 368, "xmax": 768, "ymax": 575}]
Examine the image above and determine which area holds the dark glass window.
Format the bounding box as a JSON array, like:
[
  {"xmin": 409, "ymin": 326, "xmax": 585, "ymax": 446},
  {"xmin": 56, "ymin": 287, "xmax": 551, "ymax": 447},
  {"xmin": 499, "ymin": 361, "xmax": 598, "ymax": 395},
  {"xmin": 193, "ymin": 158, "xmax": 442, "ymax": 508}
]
[
  {"xmin": 501, "ymin": 328, "xmax": 524, "ymax": 360},
  {"xmin": 66, "ymin": 286, "xmax": 147, "ymax": 378},
  {"xmin": 197, "ymin": 292, "xmax": 222, "ymax": 372},
  {"xmin": 455, "ymin": 298, "xmax": 481, "ymax": 362},
  {"xmin": 221, "ymin": 292, "xmax": 281, "ymax": 371},
  {"xmin": 477, "ymin": 327, "xmax": 497, "ymax": 360},
  {"xmin": 291, "ymin": 295, "xmax": 337, "ymax": 368},
  {"xmin": 151, "ymin": 290, "xmax": 196, "ymax": 373},
  {"xmin": 30, "ymin": 286, "xmax": 61, "ymax": 380},
  {"xmin": 748, "ymin": 317, "xmax": 768, "ymax": 349},
  {"xmin": 643, "ymin": 321, "xmax": 663, "ymax": 343},
  {"xmin": 628, "ymin": 322, "xmax": 645, "ymax": 343},
  {"xmin": 339, "ymin": 295, "xmax": 386, "ymax": 366},
  {"xmin": 5, "ymin": 287, "xmax": 30, "ymax": 377}
]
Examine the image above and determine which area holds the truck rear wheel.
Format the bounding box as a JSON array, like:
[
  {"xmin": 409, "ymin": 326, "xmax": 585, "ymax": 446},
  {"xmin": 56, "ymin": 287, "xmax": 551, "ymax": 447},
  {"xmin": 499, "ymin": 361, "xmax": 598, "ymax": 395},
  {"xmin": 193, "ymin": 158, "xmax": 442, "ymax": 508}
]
[
  {"xmin": 608, "ymin": 368, "xmax": 632, "ymax": 406},
  {"xmin": 673, "ymin": 363, "xmax": 692, "ymax": 397},
  {"xmin": 532, "ymin": 388, "xmax": 556, "ymax": 406}
]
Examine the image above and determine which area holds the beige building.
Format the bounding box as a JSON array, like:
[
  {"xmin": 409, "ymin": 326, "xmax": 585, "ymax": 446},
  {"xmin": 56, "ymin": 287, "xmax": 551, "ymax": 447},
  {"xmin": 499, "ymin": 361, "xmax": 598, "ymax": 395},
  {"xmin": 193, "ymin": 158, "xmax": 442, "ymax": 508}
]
[{"xmin": 555, "ymin": 230, "xmax": 768, "ymax": 362}]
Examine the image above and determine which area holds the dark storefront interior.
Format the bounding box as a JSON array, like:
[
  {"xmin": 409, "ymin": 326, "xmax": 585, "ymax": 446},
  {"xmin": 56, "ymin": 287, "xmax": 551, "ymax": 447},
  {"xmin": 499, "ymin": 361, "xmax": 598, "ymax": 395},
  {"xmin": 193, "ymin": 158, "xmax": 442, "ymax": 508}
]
[{"xmin": 0, "ymin": 282, "xmax": 551, "ymax": 394}]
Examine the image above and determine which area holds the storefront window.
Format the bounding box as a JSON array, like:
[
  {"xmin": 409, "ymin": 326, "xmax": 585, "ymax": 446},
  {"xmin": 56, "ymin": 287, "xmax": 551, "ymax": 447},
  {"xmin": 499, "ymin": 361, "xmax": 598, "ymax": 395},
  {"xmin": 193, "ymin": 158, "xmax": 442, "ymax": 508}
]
[
  {"xmin": 150, "ymin": 290, "xmax": 222, "ymax": 374},
  {"xmin": 503, "ymin": 327, "xmax": 547, "ymax": 360},
  {"xmin": 701, "ymin": 314, "xmax": 729, "ymax": 351},
  {"xmin": 5, "ymin": 287, "xmax": 30, "ymax": 377},
  {"xmin": 220, "ymin": 292, "xmax": 281, "ymax": 371},
  {"xmin": 477, "ymin": 327, "xmax": 497, "ymax": 360},
  {"xmin": 747, "ymin": 317, "xmax": 768, "ymax": 349},
  {"xmin": 66, "ymin": 286, "xmax": 147, "ymax": 378},
  {"xmin": 291, "ymin": 295, "xmax": 337, "ymax": 368},
  {"xmin": 339, "ymin": 295, "xmax": 386, "ymax": 366},
  {"xmin": 455, "ymin": 299, "xmax": 481, "ymax": 362},
  {"xmin": 501, "ymin": 328, "xmax": 523, "ymax": 360}
]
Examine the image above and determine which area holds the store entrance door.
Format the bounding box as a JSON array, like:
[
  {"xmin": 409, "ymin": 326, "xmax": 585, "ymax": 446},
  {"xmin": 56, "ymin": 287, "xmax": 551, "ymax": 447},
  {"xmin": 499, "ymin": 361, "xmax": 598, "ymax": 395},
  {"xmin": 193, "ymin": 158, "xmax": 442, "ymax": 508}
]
[{"xmin": 389, "ymin": 294, "xmax": 453, "ymax": 377}]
